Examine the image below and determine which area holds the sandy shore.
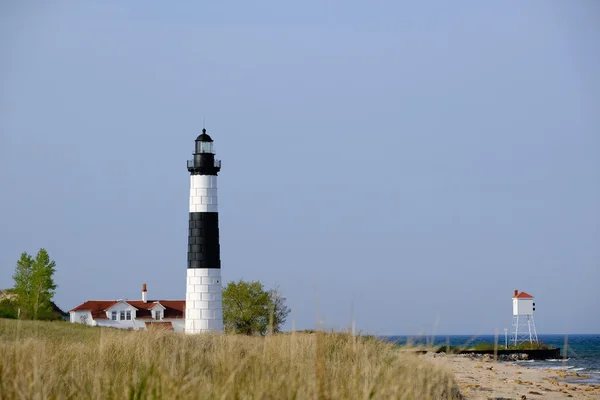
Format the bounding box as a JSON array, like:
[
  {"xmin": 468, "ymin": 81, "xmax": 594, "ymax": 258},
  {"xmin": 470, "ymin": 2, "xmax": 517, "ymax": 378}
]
[{"xmin": 426, "ymin": 353, "xmax": 600, "ymax": 399}]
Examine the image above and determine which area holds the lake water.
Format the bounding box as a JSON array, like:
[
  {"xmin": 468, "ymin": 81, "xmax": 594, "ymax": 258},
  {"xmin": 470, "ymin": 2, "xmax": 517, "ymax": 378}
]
[{"xmin": 381, "ymin": 334, "xmax": 600, "ymax": 384}]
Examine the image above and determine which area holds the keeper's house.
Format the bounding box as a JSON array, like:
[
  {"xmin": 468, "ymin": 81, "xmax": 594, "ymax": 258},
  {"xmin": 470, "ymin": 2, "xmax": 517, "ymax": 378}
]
[{"xmin": 69, "ymin": 284, "xmax": 184, "ymax": 332}]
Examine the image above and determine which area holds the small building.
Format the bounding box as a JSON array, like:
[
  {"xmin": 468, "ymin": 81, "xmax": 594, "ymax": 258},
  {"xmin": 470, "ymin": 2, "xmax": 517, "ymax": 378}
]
[
  {"xmin": 69, "ymin": 284, "xmax": 184, "ymax": 332},
  {"xmin": 511, "ymin": 289, "xmax": 538, "ymax": 345},
  {"xmin": 512, "ymin": 290, "xmax": 535, "ymax": 315}
]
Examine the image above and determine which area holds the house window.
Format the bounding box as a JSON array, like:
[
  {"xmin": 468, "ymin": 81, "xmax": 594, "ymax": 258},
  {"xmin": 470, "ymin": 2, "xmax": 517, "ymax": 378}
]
[
  {"xmin": 120, "ymin": 311, "xmax": 125, "ymax": 320},
  {"xmin": 126, "ymin": 311, "xmax": 132, "ymax": 320},
  {"xmin": 111, "ymin": 311, "xmax": 117, "ymax": 320},
  {"xmin": 155, "ymin": 310, "xmax": 163, "ymax": 320}
]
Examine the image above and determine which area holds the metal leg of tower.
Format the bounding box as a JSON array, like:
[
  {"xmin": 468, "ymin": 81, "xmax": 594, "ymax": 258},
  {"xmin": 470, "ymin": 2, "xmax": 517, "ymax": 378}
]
[
  {"xmin": 530, "ymin": 316, "xmax": 538, "ymax": 343},
  {"xmin": 512, "ymin": 315, "xmax": 519, "ymax": 346},
  {"xmin": 512, "ymin": 314, "xmax": 539, "ymax": 345}
]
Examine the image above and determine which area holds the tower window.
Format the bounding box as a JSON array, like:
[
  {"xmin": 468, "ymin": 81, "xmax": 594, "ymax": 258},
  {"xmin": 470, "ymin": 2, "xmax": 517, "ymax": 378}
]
[{"xmin": 197, "ymin": 141, "xmax": 214, "ymax": 154}]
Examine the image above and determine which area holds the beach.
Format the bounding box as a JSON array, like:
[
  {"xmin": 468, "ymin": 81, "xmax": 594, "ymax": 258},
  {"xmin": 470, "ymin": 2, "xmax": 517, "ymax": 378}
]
[{"xmin": 427, "ymin": 353, "xmax": 600, "ymax": 399}]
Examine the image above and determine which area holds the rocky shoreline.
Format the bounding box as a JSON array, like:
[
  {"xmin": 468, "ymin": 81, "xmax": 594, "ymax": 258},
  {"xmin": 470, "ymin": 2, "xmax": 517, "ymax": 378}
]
[{"xmin": 427, "ymin": 353, "xmax": 600, "ymax": 399}]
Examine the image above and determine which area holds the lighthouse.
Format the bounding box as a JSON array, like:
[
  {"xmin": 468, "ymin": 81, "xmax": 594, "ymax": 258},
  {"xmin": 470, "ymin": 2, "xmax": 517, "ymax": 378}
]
[
  {"xmin": 185, "ymin": 129, "xmax": 223, "ymax": 334},
  {"xmin": 511, "ymin": 289, "xmax": 538, "ymax": 345}
]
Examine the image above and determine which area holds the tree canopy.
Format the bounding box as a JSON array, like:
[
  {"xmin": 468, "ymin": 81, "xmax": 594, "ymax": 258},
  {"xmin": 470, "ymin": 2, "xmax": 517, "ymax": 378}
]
[
  {"xmin": 12, "ymin": 248, "xmax": 58, "ymax": 320},
  {"xmin": 222, "ymin": 280, "xmax": 291, "ymax": 335}
]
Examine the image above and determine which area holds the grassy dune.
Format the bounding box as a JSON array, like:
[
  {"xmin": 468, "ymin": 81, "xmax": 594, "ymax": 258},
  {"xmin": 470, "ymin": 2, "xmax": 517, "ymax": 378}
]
[{"xmin": 0, "ymin": 319, "xmax": 461, "ymax": 399}]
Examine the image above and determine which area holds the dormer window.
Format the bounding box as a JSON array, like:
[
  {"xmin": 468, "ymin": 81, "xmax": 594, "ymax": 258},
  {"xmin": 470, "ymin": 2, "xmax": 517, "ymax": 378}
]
[
  {"xmin": 109, "ymin": 309, "xmax": 133, "ymax": 321},
  {"xmin": 155, "ymin": 310, "xmax": 163, "ymax": 320}
]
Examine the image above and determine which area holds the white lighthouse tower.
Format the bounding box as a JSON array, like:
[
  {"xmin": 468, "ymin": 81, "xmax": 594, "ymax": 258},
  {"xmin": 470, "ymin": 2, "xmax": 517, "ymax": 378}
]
[
  {"xmin": 185, "ymin": 129, "xmax": 224, "ymax": 334},
  {"xmin": 511, "ymin": 289, "xmax": 538, "ymax": 345}
]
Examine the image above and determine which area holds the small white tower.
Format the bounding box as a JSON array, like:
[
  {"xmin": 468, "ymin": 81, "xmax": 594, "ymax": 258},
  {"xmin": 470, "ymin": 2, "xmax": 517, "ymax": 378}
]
[{"xmin": 511, "ymin": 289, "xmax": 538, "ymax": 345}]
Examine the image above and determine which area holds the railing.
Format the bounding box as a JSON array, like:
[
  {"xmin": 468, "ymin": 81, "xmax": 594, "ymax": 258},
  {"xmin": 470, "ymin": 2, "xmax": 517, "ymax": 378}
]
[{"xmin": 187, "ymin": 159, "xmax": 222, "ymax": 169}]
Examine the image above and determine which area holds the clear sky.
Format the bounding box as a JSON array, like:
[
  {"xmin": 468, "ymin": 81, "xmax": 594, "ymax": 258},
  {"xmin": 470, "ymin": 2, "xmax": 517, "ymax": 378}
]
[{"xmin": 1, "ymin": 1, "xmax": 598, "ymax": 335}]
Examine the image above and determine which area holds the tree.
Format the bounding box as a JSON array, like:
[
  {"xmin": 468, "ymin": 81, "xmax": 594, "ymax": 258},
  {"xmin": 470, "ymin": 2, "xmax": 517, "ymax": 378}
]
[
  {"xmin": 12, "ymin": 249, "xmax": 57, "ymax": 320},
  {"xmin": 267, "ymin": 287, "xmax": 291, "ymax": 334},
  {"xmin": 222, "ymin": 280, "xmax": 290, "ymax": 335}
]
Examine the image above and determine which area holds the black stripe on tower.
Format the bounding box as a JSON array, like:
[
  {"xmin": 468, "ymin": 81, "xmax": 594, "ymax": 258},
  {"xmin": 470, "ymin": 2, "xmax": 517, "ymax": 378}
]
[{"xmin": 187, "ymin": 212, "xmax": 221, "ymax": 269}]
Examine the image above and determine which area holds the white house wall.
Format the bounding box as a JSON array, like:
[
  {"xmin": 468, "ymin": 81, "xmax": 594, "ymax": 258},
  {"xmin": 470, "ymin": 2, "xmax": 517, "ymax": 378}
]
[
  {"xmin": 92, "ymin": 318, "xmax": 184, "ymax": 332},
  {"xmin": 70, "ymin": 311, "xmax": 95, "ymax": 325},
  {"xmin": 94, "ymin": 319, "xmax": 138, "ymax": 329}
]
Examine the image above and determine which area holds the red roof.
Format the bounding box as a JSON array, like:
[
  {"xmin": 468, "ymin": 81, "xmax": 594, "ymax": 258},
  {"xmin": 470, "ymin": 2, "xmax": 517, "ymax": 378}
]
[
  {"xmin": 69, "ymin": 300, "xmax": 185, "ymax": 319},
  {"xmin": 127, "ymin": 300, "xmax": 185, "ymax": 319},
  {"xmin": 70, "ymin": 300, "xmax": 119, "ymax": 319},
  {"xmin": 513, "ymin": 291, "xmax": 534, "ymax": 299}
]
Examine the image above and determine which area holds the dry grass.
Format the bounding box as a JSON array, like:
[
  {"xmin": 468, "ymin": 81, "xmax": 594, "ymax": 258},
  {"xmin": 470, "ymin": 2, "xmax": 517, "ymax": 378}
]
[{"xmin": 0, "ymin": 319, "xmax": 461, "ymax": 399}]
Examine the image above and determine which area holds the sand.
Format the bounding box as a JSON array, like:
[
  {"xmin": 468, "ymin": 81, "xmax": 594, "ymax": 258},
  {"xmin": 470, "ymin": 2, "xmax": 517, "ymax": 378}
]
[{"xmin": 426, "ymin": 353, "xmax": 600, "ymax": 399}]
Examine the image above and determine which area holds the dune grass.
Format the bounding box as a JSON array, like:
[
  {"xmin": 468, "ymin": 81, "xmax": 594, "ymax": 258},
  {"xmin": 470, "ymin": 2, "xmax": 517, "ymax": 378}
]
[{"xmin": 0, "ymin": 319, "xmax": 461, "ymax": 399}]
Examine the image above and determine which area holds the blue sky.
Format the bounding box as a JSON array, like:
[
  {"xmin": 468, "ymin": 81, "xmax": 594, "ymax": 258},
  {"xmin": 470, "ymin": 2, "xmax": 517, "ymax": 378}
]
[{"xmin": 1, "ymin": 1, "xmax": 598, "ymax": 335}]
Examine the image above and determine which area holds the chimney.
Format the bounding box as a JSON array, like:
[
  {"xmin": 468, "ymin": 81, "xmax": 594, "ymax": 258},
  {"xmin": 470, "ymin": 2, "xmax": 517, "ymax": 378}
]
[
  {"xmin": 142, "ymin": 283, "xmax": 147, "ymax": 303},
  {"xmin": 514, "ymin": 289, "xmax": 518, "ymax": 297}
]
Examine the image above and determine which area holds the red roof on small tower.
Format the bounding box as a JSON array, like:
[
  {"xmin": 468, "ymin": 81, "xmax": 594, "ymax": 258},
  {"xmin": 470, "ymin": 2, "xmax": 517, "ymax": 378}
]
[{"xmin": 513, "ymin": 291, "xmax": 534, "ymax": 299}]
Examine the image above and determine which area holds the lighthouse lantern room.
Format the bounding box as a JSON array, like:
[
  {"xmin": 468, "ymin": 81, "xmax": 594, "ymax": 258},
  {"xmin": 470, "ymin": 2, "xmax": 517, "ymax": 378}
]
[
  {"xmin": 185, "ymin": 129, "xmax": 224, "ymax": 334},
  {"xmin": 511, "ymin": 289, "xmax": 538, "ymax": 345}
]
